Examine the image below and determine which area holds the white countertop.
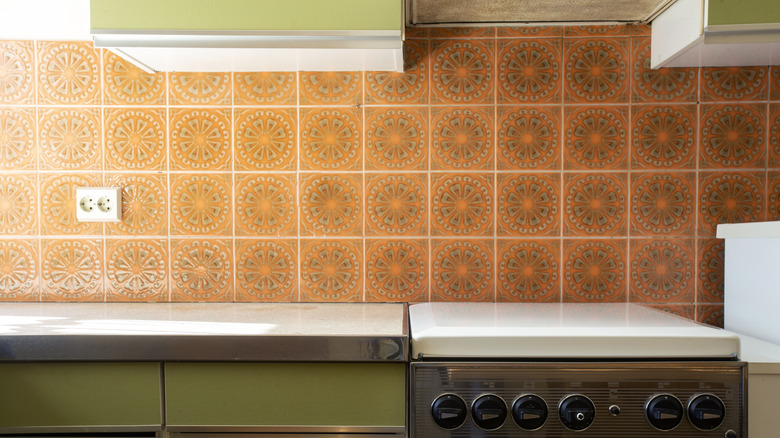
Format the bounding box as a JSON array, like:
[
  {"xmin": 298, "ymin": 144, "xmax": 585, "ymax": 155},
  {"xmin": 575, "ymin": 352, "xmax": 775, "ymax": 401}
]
[
  {"xmin": 0, "ymin": 302, "xmax": 406, "ymax": 336},
  {"xmin": 716, "ymin": 220, "xmax": 780, "ymax": 238},
  {"xmin": 409, "ymin": 303, "xmax": 740, "ymax": 360},
  {"xmin": 0, "ymin": 303, "xmax": 408, "ymax": 362}
]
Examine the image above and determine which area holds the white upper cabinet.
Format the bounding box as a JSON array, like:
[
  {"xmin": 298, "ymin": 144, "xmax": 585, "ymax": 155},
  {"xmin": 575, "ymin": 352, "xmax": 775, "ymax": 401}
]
[{"xmin": 652, "ymin": 0, "xmax": 780, "ymax": 68}]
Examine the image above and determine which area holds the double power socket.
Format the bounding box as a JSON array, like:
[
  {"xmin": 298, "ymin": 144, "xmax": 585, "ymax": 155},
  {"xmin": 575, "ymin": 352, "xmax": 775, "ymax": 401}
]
[{"xmin": 76, "ymin": 187, "xmax": 122, "ymax": 222}]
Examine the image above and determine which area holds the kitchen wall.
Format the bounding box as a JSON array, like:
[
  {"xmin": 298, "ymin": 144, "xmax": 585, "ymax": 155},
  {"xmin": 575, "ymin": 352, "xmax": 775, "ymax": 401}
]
[{"xmin": 1, "ymin": 24, "xmax": 778, "ymax": 326}]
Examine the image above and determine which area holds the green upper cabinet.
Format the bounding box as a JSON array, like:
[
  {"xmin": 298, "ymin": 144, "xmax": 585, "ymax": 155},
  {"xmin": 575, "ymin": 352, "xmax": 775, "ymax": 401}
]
[
  {"xmin": 90, "ymin": 0, "xmax": 402, "ymax": 31},
  {"xmin": 707, "ymin": 0, "xmax": 780, "ymax": 26},
  {"xmin": 0, "ymin": 363, "xmax": 162, "ymax": 431},
  {"xmin": 89, "ymin": 0, "xmax": 404, "ymax": 72}
]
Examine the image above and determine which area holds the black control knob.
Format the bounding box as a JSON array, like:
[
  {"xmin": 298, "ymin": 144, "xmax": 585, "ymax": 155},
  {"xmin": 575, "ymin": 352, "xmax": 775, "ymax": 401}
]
[
  {"xmin": 646, "ymin": 394, "xmax": 684, "ymax": 431},
  {"xmin": 471, "ymin": 394, "xmax": 508, "ymax": 430},
  {"xmin": 512, "ymin": 394, "xmax": 548, "ymax": 430},
  {"xmin": 688, "ymin": 394, "xmax": 726, "ymax": 430},
  {"xmin": 431, "ymin": 394, "xmax": 467, "ymax": 430},
  {"xmin": 559, "ymin": 395, "xmax": 596, "ymax": 431}
]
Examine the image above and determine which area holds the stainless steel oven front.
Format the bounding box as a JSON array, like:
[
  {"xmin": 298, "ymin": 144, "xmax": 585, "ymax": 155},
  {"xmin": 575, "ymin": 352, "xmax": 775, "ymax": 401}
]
[
  {"xmin": 411, "ymin": 361, "xmax": 745, "ymax": 437},
  {"xmin": 408, "ymin": 303, "xmax": 746, "ymax": 438}
]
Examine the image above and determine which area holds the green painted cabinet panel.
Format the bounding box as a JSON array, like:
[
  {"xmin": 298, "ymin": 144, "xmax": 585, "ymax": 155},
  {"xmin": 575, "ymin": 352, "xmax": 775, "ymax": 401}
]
[
  {"xmin": 90, "ymin": 0, "xmax": 402, "ymax": 31},
  {"xmin": 165, "ymin": 363, "xmax": 406, "ymax": 427},
  {"xmin": 0, "ymin": 363, "xmax": 162, "ymax": 429},
  {"xmin": 708, "ymin": 0, "xmax": 780, "ymax": 25}
]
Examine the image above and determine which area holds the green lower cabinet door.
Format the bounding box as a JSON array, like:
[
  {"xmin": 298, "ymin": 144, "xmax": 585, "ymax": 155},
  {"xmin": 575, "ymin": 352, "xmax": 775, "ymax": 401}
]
[
  {"xmin": 0, "ymin": 363, "xmax": 162, "ymax": 430},
  {"xmin": 164, "ymin": 363, "xmax": 406, "ymax": 427}
]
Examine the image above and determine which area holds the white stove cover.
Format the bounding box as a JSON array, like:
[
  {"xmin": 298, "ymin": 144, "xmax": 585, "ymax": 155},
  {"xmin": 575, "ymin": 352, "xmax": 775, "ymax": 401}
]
[{"xmin": 409, "ymin": 303, "xmax": 740, "ymax": 360}]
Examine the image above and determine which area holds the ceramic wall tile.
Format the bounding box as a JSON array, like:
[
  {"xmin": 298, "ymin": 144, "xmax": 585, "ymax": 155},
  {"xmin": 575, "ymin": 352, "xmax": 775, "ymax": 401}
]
[
  {"xmin": 170, "ymin": 174, "xmax": 232, "ymax": 236},
  {"xmin": 235, "ymin": 173, "xmax": 297, "ymax": 236},
  {"xmin": 769, "ymin": 171, "xmax": 780, "ymax": 220},
  {"xmin": 497, "ymin": 239, "xmax": 560, "ymax": 302},
  {"xmin": 431, "ymin": 173, "xmax": 494, "ymax": 236},
  {"xmin": 103, "ymin": 51, "xmax": 165, "ymax": 105},
  {"xmin": 365, "ymin": 239, "xmax": 427, "ymax": 302},
  {"xmin": 698, "ymin": 171, "xmax": 765, "ymax": 236},
  {"xmin": 0, "ymin": 107, "xmax": 36, "ymax": 170},
  {"xmin": 563, "ymin": 239, "xmax": 626, "ymax": 302},
  {"xmin": 365, "ymin": 39, "xmax": 429, "ymax": 105},
  {"xmin": 41, "ymin": 239, "xmax": 103, "ymax": 301},
  {"xmin": 405, "ymin": 26, "xmax": 428, "ymax": 39},
  {"xmin": 564, "ymin": 105, "xmax": 629, "ymax": 169},
  {"xmin": 0, "ymin": 41, "xmax": 35, "ymax": 104},
  {"xmin": 0, "ymin": 173, "xmax": 37, "ymax": 235},
  {"xmin": 496, "ymin": 106, "xmax": 561, "ymax": 170},
  {"xmin": 629, "ymin": 24, "xmax": 652, "ymax": 37},
  {"xmin": 629, "ymin": 238, "xmax": 694, "ymax": 304},
  {"xmin": 0, "ymin": 239, "xmax": 38, "ymax": 301},
  {"xmin": 106, "ymin": 239, "xmax": 167, "ymax": 302},
  {"xmin": 631, "ymin": 105, "xmax": 696, "ymax": 169},
  {"xmin": 497, "ymin": 26, "xmax": 563, "ymax": 38},
  {"xmin": 697, "ymin": 238, "xmax": 724, "ymax": 304},
  {"xmin": 37, "ymin": 41, "xmax": 100, "ymax": 105},
  {"xmin": 771, "ymin": 66, "xmax": 780, "ymax": 101},
  {"xmin": 105, "ymin": 174, "xmax": 167, "ymax": 236},
  {"xmin": 497, "ymin": 173, "xmax": 560, "ymax": 236},
  {"xmin": 697, "ymin": 305, "xmax": 725, "ymax": 328},
  {"xmin": 700, "ymin": 104, "xmax": 766, "ymax": 169},
  {"xmin": 630, "ymin": 172, "xmax": 696, "ymax": 237},
  {"xmin": 169, "ymin": 72, "xmax": 231, "ymax": 105},
  {"xmin": 365, "ymin": 173, "xmax": 427, "ymax": 236},
  {"xmin": 234, "ymin": 108, "xmax": 296, "ymax": 171},
  {"xmin": 701, "ymin": 67, "xmax": 768, "ymax": 102},
  {"xmin": 299, "ymin": 71, "xmax": 361, "ymax": 105},
  {"xmin": 300, "ymin": 108, "xmax": 362, "ymax": 170},
  {"xmin": 170, "ymin": 239, "xmax": 232, "ymax": 301},
  {"xmin": 235, "ymin": 239, "xmax": 297, "ymax": 301},
  {"xmin": 431, "ymin": 239, "xmax": 494, "ymax": 302},
  {"xmin": 299, "ymin": 173, "xmax": 362, "ymax": 236},
  {"xmin": 169, "ymin": 108, "xmax": 231, "ymax": 171},
  {"xmin": 40, "ymin": 174, "xmax": 101, "ymax": 235},
  {"xmin": 647, "ymin": 305, "xmax": 695, "ymax": 320},
  {"xmin": 431, "ymin": 107, "xmax": 494, "ymax": 170},
  {"xmin": 3, "ymin": 28, "xmax": 778, "ymax": 310},
  {"xmin": 497, "ymin": 38, "xmax": 562, "ymax": 104},
  {"xmin": 430, "ymin": 27, "xmax": 495, "ymax": 38},
  {"xmin": 431, "ymin": 39, "xmax": 495, "ymax": 104},
  {"xmin": 38, "ymin": 107, "xmax": 101, "ymax": 170},
  {"xmin": 564, "ymin": 25, "xmax": 631, "ymax": 37},
  {"xmin": 564, "ymin": 37, "xmax": 629, "ymax": 103},
  {"xmin": 365, "ymin": 107, "xmax": 428, "ymax": 170},
  {"xmin": 768, "ymin": 103, "xmax": 780, "ymax": 168},
  {"xmin": 233, "ymin": 72, "xmax": 296, "ymax": 105},
  {"xmin": 563, "ymin": 172, "xmax": 627, "ymax": 236},
  {"xmin": 300, "ymin": 239, "xmax": 362, "ymax": 302},
  {"xmin": 104, "ymin": 108, "xmax": 166, "ymax": 171},
  {"xmin": 631, "ymin": 37, "xmax": 697, "ymax": 103}
]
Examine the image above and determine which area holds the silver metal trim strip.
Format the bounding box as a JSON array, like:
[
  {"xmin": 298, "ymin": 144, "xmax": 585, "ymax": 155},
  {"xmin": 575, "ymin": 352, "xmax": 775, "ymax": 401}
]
[
  {"xmin": 92, "ymin": 29, "xmax": 403, "ymax": 49},
  {"xmin": 0, "ymin": 334, "xmax": 408, "ymax": 362},
  {"xmin": 704, "ymin": 23, "xmax": 780, "ymax": 44}
]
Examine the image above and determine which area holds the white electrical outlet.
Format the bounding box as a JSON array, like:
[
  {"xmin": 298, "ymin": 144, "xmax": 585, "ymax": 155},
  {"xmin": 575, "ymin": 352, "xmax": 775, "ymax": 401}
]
[{"xmin": 76, "ymin": 187, "xmax": 122, "ymax": 222}]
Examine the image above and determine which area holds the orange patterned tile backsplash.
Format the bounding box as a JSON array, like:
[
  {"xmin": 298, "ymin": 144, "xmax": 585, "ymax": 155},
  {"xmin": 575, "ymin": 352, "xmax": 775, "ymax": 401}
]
[{"xmin": 3, "ymin": 25, "xmax": 780, "ymax": 326}]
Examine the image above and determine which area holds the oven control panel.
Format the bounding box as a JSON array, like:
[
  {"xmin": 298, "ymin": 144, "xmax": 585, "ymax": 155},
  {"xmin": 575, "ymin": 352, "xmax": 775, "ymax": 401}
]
[{"xmin": 411, "ymin": 362, "xmax": 745, "ymax": 438}]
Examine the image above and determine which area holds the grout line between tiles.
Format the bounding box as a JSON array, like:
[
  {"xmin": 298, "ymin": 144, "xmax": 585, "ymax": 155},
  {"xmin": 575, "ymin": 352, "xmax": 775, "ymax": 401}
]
[{"xmin": 164, "ymin": 70, "xmax": 172, "ymax": 303}]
